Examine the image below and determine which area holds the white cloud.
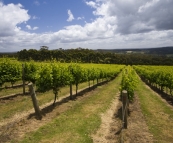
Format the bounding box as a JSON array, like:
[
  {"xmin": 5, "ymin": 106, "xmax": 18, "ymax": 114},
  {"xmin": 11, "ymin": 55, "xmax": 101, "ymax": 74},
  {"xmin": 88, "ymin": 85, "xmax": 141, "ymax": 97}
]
[
  {"xmin": 26, "ymin": 25, "xmax": 32, "ymax": 30},
  {"xmin": 86, "ymin": 1, "xmax": 97, "ymax": 8},
  {"xmin": 26, "ymin": 25, "xmax": 39, "ymax": 30},
  {"xmin": 32, "ymin": 15, "xmax": 40, "ymax": 19},
  {"xmin": 0, "ymin": 2, "xmax": 30, "ymax": 37},
  {"xmin": 77, "ymin": 16, "xmax": 84, "ymax": 20},
  {"xmin": 33, "ymin": 27, "xmax": 39, "ymax": 30},
  {"xmin": 67, "ymin": 9, "xmax": 74, "ymax": 22},
  {"xmin": 1, "ymin": 0, "xmax": 173, "ymax": 52}
]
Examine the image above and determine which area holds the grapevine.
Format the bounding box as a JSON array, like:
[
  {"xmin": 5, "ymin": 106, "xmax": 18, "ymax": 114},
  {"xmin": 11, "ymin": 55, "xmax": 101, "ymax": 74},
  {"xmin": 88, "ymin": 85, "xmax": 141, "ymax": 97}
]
[{"xmin": 120, "ymin": 66, "xmax": 138, "ymax": 101}]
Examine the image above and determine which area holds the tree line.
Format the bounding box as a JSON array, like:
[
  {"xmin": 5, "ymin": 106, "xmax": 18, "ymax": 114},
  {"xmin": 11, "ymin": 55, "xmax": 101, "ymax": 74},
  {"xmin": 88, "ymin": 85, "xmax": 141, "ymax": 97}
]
[{"xmin": 1, "ymin": 48, "xmax": 173, "ymax": 65}]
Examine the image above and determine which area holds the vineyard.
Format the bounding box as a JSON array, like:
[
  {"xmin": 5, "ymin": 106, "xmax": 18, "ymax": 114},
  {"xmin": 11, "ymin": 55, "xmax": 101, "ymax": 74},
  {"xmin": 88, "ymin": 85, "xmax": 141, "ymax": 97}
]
[
  {"xmin": 0, "ymin": 58, "xmax": 173, "ymax": 142},
  {"xmin": 0, "ymin": 58, "xmax": 123, "ymax": 121},
  {"xmin": 0, "ymin": 58, "xmax": 124, "ymax": 99},
  {"xmin": 134, "ymin": 65, "xmax": 173, "ymax": 95}
]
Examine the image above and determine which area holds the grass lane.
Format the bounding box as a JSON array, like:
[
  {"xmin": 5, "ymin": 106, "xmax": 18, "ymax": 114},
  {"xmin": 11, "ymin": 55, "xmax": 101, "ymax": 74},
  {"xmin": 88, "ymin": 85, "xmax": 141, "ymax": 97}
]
[
  {"xmin": 0, "ymin": 81, "xmax": 92, "ymax": 121},
  {"xmin": 136, "ymin": 76, "xmax": 173, "ymax": 143},
  {"xmin": 17, "ymin": 75, "xmax": 121, "ymax": 143}
]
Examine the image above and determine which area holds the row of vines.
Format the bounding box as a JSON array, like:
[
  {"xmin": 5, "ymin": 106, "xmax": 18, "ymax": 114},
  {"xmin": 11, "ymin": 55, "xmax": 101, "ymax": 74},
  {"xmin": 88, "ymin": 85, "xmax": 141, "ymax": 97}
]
[
  {"xmin": 120, "ymin": 65, "xmax": 138, "ymax": 101},
  {"xmin": 0, "ymin": 58, "xmax": 124, "ymax": 101},
  {"xmin": 2, "ymin": 58, "xmax": 173, "ymax": 99},
  {"xmin": 134, "ymin": 65, "xmax": 173, "ymax": 95}
]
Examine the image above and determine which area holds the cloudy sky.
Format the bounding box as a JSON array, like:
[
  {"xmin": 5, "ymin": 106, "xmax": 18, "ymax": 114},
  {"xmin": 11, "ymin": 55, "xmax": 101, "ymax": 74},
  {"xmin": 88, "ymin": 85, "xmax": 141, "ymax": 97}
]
[{"xmin": 0, "ymin": 0, "xmax": 173, "ymax": 52}]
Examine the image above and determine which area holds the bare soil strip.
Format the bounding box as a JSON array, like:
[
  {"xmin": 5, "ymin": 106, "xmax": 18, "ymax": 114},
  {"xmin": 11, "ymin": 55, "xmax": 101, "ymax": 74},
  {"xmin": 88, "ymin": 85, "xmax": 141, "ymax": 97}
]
[
  {"xmin": 92, "ymin": 93, "xmax": 120, "ymax": 143},
  {"xmin": 122, "ymin": 95, "xmax": 153, "ymax": 143},
  {"xmin": 92, "ymin": 94, "xmax": 153, "ymax": 143}
]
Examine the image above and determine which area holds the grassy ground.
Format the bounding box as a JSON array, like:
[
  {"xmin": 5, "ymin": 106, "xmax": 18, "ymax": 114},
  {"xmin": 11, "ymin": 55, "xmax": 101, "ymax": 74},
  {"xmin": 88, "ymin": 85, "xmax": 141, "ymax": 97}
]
[
  {"xmin": 1, "ymin": 81, "xmax": 24, "ymax": 88},
  {"xmin": 3, "ymin": 72, "xmax": 173, "ymax": 142},
  {"xmin": 0, "ymin": 87, "xmax": 27, "ymax": 97},
  {"xmin": 0, "ymin": 80, "xmax": 27, "ymax": 97},
  {"xmin": 0, "ymin": 81, "xmax": 92, "ymax": 121},
  {"xmin": 136, "ymin": 76, "xmax": 173, "ymax": 143},
  {"xmin": 15, "ymin": 75, "xmax": 121, "ymax": 143}
]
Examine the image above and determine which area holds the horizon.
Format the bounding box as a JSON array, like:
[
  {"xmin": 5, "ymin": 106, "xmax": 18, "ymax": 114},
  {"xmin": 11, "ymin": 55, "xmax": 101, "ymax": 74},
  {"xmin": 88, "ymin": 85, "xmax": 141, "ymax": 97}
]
[
  {"xmin": 1, "ymin": 0, "xmax": 173, "ymax": 52},
  {"xmin": 1, "ymin": 46, "xmax": 173, "ymax": 53}
]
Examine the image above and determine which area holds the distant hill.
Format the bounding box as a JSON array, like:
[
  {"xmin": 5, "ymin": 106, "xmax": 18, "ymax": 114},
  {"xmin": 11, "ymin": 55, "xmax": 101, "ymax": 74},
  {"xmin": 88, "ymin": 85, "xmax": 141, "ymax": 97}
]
[{"xmin": 96, "ymin": 46, "xmax": 173, "ymax": 56}]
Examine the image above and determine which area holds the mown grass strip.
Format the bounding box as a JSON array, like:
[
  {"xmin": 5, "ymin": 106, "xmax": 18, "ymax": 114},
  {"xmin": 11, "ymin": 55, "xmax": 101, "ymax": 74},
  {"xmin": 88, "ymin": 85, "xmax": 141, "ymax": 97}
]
[
  {"xmin": 136, "ymin": 76, "xmax": 173, "ymax": 142},
  {"xmin": 0, "ymin": 81, "xmax": 90, "ymax": 121},
  {"xmin": 17, "ymin": 75, "xmax": 121, "ymax": 143},
  {"xmin": 0, "ymin": 88, "xmax": 28, "ymax": 97}
]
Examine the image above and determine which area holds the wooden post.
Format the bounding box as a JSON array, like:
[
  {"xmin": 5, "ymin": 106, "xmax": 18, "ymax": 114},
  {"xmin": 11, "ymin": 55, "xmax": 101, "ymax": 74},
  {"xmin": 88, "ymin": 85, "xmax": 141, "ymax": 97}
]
[
  {"xmin": 166, "ymin": 87, "xmax": 168, "ymax": 94},
  {"xmin": 28, "ymin": 83, "xmax": 42, "ymax": 119},
  {"xmin": 170, "ymin": 88, "xmax": 172, "ymax": 95},
  {"xmin": 70, "ymin": 82, "xmax": 72, "ymax": 100},
  {"xmin": 22, "ymin": 64, "xmax": 25, "ymax": 95},
  {"xmin": 75, "ymin": 83, "xmax": 78, "ymax": 96},
  {"xmin": 122, "ymin": 90, "xmax": 128, "ymax": 129},
  {"xmin": 88, "ymin": 80, "xmax": 90, "ymax": 89}
]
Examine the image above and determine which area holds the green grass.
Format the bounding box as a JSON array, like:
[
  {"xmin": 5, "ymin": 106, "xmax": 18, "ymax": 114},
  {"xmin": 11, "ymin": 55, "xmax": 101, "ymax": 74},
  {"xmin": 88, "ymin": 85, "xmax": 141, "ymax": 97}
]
[
  {"xmin": 0, "ymin": 87, "xmax": 27, "ymax": 97},
  {"xmin": 0, "ymin": 80, "xmax": 28, "ymax": 97},
  {"xmin": 136, "ymin": 76, "xmax": 173, "ymax": 143},
  {"xmin": 16, "ymin": 75, "xmax": 121, "ymax": 143},
  {"xmin": 2, "ymin": 80, "xmax": 24, "ymax": 88},
  {"xmin": 0, "ymin": 81, "xmax": 93, "ymax": 121}
]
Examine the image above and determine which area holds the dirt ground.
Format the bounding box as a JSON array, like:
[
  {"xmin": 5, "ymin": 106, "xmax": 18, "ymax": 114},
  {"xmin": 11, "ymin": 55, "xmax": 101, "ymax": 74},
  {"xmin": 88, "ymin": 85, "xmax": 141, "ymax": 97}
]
[
  {"xmin": 0, "ymin": 89, "xmax": 153, "ymax": 143},
  {"xmin": 92, "ymin": 94, "xmax": 153, "ymax": 143}
]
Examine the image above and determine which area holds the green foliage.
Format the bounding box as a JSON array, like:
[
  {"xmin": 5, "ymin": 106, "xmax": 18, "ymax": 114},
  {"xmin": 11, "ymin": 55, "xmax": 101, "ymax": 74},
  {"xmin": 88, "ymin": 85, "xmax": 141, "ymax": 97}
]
[
  {"xmin": 88, "ymin": 68, "xmax": 97, "ymax": 81},
  {"xmin": 0, "ymin": 58, "xmax": 125, "ymax": 103},
  {"xmin": 24, "ymin": 61, "xmax": 38, "ymax": 84},
  {"xmin": 0, "ymin": 63, "xmax": 4, "ymax": 87},
  {"xmin": 69, "ymin": 64, "xmax": 86, "ymax": 85},
  {"xmin": 120, "ymin": 66, "xmax": 138, "ymax": 101},
  {"xmin": 36, "ymin": 64, "xmax": 53, "ymax": 92},
  {"xmin": 51, "ymin": 62, "xmax": 71, "ymax": 95},
  {"xmin": 134, "ymin": 65, "xmax": 173, "ymax": 94},
  {"xmin": 17, "ymin": 48, "xmax": 173, "ymax": 65},
  {"xmin": 0, "ymin": 58, "xmax": 21, "ymax": 87}
]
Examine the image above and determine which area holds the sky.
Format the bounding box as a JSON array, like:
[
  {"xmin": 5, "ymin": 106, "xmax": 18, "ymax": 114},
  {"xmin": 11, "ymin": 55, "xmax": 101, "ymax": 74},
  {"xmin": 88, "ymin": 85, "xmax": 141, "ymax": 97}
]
[{"xmin": 0, "ymin": 0, "xmax": 173, "ymax": 52}]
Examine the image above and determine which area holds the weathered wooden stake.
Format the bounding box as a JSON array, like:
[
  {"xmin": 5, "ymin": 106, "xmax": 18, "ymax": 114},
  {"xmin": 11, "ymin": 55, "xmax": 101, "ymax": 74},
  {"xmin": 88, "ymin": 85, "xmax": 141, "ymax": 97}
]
[
  {"xmin": 122, "ymin": 90, "xmax": 128, "ymax": 129},
  {"xmin": 70, "ymin": 82, "xmax": 73, "ymax": 100},
  {"xmin": 88, "ymin": 80, "xmax": 90, "ymax": 89},
  {"xmin": 76, "ymin": 83, "xmax": 78, "ymax": 96},
  {"xmin": 28, "ymin": 83, "xmax": 42, "ymax": 119},
  {"xmin": 22, "ymin": 64, "xmax": 25, "ymax": 95}
]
